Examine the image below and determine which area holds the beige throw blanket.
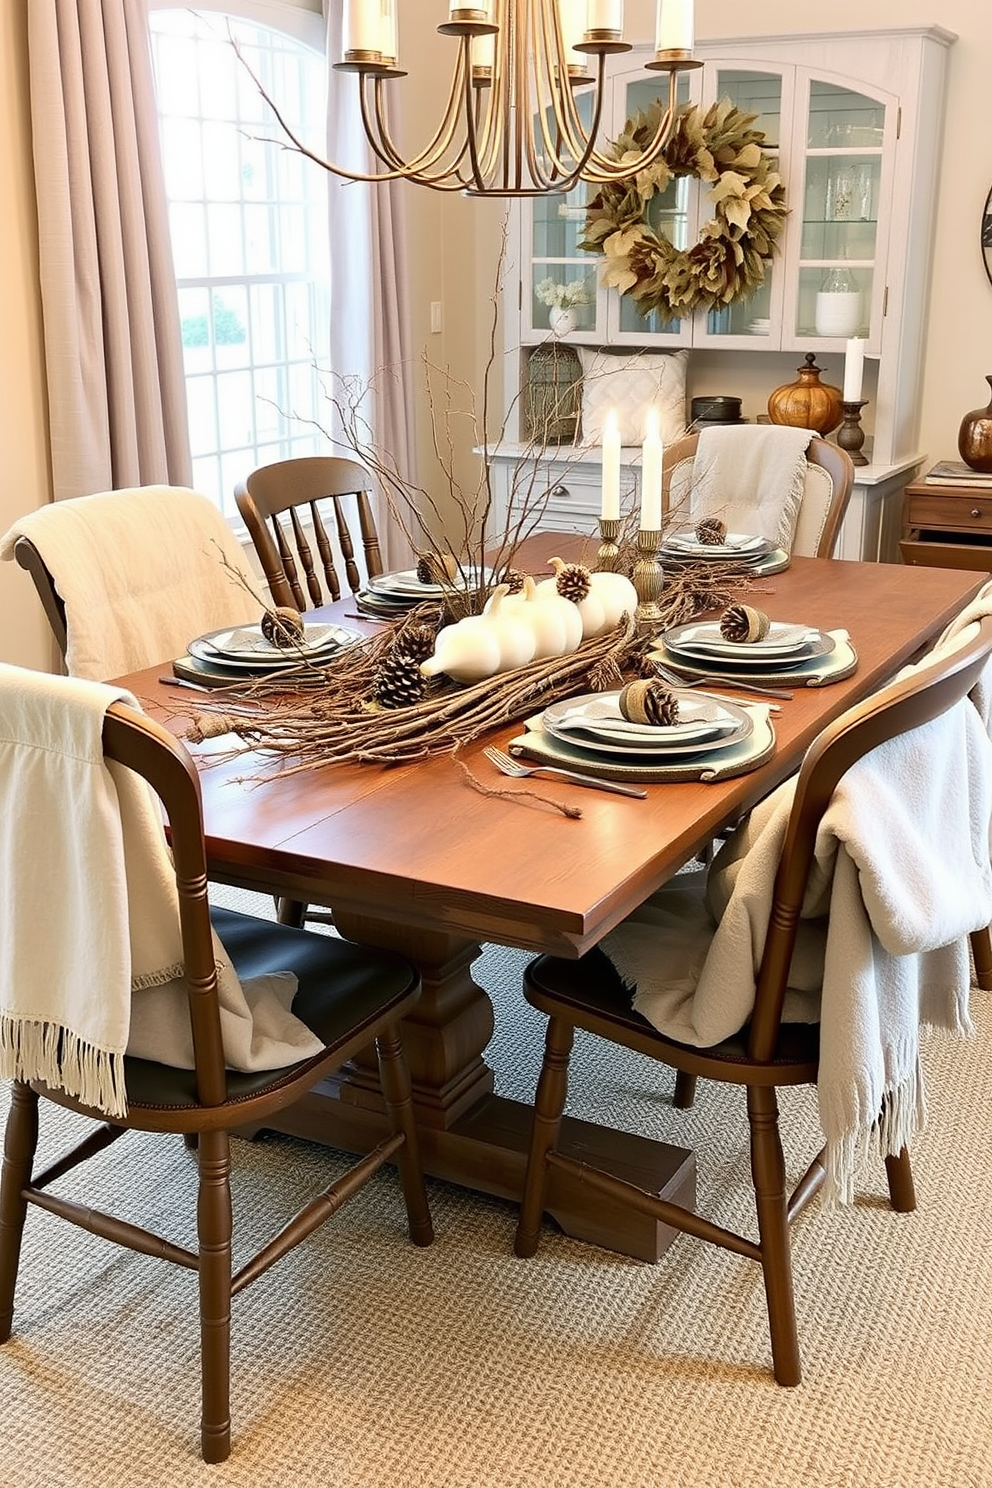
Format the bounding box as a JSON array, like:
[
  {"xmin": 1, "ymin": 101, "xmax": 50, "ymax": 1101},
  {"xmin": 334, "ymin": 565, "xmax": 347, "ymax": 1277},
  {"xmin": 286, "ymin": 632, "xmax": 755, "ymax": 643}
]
[
  {"xmin": 0, "ymin": 665, "xmax": 323, "ymax": 1119},
  {"xmin": 671, "ymin": 425, "xmax": 814, "ymax": 550},
  {"xmin": 603, "ymin": 697, "xmax": 992, "ymax": 1205},
  {"xmin": 0, "ymin": 486, "xmax": 263, "ymax": 680}
]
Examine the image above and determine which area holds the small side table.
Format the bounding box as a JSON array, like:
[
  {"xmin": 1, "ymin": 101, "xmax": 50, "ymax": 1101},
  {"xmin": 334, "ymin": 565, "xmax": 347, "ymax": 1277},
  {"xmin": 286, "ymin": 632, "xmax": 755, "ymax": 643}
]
[{"xmin": 901, "ymin": 469, "xmax": 992, "ymax": 571}]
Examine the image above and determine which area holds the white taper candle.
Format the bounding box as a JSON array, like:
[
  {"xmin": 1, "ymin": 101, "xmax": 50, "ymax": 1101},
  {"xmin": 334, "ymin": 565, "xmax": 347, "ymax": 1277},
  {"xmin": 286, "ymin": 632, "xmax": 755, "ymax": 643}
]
[
  {"xmin": 843, "ymin": 338, "xmax": 865, "ymax": 402},
  {"xmin": 640, "ymin": 409, "xmax": 664, "ymax": 531}
]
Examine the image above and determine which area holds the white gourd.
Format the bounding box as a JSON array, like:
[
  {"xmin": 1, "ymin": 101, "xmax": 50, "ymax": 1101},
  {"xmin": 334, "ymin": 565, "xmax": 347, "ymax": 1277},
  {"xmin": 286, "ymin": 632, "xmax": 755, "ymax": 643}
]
[
  {"xmin": 588, "ymin": 570, "xmax": 639, "ymax": 630},
  {"xmin": 419, "ymin": 585, "xmax": 536, "ymax": 683},
  {"xmin": 534, "ymin": 558, "xmax": 607, "ymax": 640},
  {"xmin": 486, "ymin": 575, "xmax": 579, "ymax": 658}
]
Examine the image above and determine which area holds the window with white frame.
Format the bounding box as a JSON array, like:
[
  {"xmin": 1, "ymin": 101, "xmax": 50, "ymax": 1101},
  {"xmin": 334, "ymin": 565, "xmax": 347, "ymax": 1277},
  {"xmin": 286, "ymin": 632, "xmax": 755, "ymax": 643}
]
[{"xmin": 148, "ymin": 4, "xmax": 331, "ymax": 519}]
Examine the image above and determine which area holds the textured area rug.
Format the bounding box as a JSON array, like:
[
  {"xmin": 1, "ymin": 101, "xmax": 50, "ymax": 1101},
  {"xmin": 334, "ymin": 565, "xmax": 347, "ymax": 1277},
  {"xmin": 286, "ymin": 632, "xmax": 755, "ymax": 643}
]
[{"xmin": 1, "ymin": 911, "xmax": 990, "ymax": 1487}]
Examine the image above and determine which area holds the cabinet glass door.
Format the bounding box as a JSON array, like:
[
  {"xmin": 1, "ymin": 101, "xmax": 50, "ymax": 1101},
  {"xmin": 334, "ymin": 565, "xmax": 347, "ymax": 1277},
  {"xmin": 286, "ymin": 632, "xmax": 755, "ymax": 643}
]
[
  {"xmin": 795, "ymin": 80, "xmax": 885, "ymax": 343},
  {"xmin": 526, "ymin": 90, "xmax": 599, "ymax": 338}
]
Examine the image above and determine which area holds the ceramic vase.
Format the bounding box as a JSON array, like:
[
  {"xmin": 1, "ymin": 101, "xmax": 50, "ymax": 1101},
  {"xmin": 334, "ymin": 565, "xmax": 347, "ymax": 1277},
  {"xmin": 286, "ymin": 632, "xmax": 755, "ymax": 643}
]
[
  {"xmin": 549, "ymin": 305, "xmax": 577, "ymax": 338},
  {"xmin": 767, "ymin": 353, "xmax": 844, "ymax": 436},
  {"xmin": 958, "ymin": 376, "xmax": 992, "ymax": 472}
]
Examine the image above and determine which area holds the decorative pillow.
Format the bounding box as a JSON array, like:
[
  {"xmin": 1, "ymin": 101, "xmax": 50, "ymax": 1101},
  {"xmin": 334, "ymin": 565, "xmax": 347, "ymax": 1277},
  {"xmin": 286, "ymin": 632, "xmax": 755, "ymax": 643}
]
[{"xmin": 577, "ymin": 348, "xmax": 688, "ymax": 447}]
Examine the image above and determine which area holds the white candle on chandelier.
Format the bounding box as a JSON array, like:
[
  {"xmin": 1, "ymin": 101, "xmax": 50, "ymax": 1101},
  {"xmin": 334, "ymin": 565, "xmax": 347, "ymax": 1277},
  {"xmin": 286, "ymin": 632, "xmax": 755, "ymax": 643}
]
[
  {"xmin": 345, "ymin": 0, "xmax": 381, "ymax": 54},
  {"xmin": 557, "ymin": 0, "xmax": 586, "ymax": 64},
  {"xmin": 655, "ymin": 0, "xmax": 694, "ymax": 52},
  {"xmin": 843, "ymin": 337, "xmax": 865, "ymax": 402},
  {"xmin": 601, "ymin": 410, "xmax": 621, "ymax": 521},
  {"xmin": 470, "ymin": 30, "xmax": 496, "ymax": 72},
  {"xmin": 588, "ymin": 1, "xmax": 624, "ymax": 31},
  {"xmin": 379, "ymin": 0, "xmax": 398, "ymax": 64},
  {"xmin": 640, "ymin": 408, "xmax": 664, "ymax": 532}
]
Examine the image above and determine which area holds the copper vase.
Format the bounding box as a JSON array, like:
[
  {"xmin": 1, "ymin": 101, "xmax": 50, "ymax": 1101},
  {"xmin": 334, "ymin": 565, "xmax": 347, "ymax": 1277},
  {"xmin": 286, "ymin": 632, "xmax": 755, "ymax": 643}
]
[
  {"xmin": 767, "ymin": 354, "xmax": 843, "ymax": 436},
  {"xmin": 958, "ymin": 376, "xmax": 992, "ymax": 472}
]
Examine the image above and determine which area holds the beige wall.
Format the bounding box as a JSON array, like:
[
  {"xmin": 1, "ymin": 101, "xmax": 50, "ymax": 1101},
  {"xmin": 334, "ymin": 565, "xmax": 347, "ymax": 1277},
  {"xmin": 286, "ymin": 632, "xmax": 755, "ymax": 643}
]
[{"xmin": 3, "ymin": 2, "xmax": 991, "ymax": 670}]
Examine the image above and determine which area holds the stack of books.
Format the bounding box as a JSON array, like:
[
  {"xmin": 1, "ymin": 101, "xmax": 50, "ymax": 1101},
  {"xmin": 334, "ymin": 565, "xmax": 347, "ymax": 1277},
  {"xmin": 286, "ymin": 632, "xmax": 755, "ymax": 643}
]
[{"xmin": 925, "ymin": 459, "xmax": 992, "ymax": 486}]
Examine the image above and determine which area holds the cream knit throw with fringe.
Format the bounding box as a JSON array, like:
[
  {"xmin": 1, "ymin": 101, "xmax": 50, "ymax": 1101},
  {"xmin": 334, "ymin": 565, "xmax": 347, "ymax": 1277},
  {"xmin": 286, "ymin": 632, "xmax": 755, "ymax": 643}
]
[
  {"xmin": 671, "ymin": 424, "xmax": 814, "ymax": 550},
  {"xmin": 0, "ymin": 485, "xmax": 262, "ymax": 680},
  {"xmin": 0, "ymin": 666, "xmax": 323, "ymax": 1119},
  {"xmin": 603, "ymin": 695, "xmax": 992, "ymax": 1205}
]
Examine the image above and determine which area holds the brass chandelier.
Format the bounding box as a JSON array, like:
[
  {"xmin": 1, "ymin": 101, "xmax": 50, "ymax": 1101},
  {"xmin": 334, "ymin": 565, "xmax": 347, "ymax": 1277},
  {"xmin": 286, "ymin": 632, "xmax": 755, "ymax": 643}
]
[{"xmin": 319, "ymin": 2, "xmax": 700, "ymax": 197}]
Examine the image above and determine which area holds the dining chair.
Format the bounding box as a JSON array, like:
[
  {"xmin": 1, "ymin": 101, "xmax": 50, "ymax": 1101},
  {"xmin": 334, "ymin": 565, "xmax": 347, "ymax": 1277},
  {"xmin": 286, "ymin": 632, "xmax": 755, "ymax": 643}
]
[
  {"xmin": 0, "ymin": 676, "xmax": 433, "ymax": 1463},
  {"xmin": 235, "ymin": 455, "xmax": 384, "ymax": 609},
  {"xmin": 662, "ymin": 430, "xmax": 855, "ymax": 558},
  {"xmin": 512, "ymin": 614, "xmax": 992, "ymax": 1386},
  {"xmin": 1, "ymin": 485, "xmax": 263, "ymax": 681}
]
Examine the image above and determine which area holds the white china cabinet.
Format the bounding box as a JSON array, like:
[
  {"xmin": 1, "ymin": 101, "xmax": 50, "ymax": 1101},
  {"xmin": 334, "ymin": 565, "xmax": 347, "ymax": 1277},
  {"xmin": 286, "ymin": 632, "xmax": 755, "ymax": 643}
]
[{"xmin": 488, "ymin": 26, "xmax": 954, "ymax": 562}]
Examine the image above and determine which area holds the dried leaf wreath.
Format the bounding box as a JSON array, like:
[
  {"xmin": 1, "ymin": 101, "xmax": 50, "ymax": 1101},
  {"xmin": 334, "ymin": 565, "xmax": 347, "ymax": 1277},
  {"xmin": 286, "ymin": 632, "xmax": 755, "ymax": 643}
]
[
  {"xmin": 580, "ymin": 98, "xmax": 788, "ymax": 322},
  {"xmin": 179, "ymin": 560, "xmax": 759, "ymax": 778}
]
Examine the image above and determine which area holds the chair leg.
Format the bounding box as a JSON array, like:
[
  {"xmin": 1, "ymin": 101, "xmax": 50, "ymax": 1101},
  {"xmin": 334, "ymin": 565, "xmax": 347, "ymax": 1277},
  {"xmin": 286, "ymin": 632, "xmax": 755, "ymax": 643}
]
[
  {"xmin": 673, "ymin": 1072, "xmax": 697, "ymax": 1109},
  {"xmin": 746, "ymin": 1084, "xmax": 801, "ymax": 1387},
  {"xmin": 376, "ymin": 1024, "xmax": 434, "ymax": 1248},
  {"xmin": 884, "ymin": 1147, "xmax": 916, "ymax": 1213},
  {"xmin": 0, "ymin": 1082, "xmax": 40, "ymax": 1344},
  {"xmin": 514, "ymin": 1016, "xmax": 574, "ymax": 1259},
  {"xmin": 970, "ymin": 925, "xmax": 992, "ymax": 991},
  {"xmin": 196, "ymin": 1128, "xmax": 233, "ymax": 1464}
]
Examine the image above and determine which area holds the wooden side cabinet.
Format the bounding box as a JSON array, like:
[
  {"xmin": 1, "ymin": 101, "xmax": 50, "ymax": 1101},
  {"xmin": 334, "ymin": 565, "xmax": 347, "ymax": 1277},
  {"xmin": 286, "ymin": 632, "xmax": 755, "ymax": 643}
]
[{"xmin": 901, "ymin": 474, "xmax": 992, "ymax": 570}]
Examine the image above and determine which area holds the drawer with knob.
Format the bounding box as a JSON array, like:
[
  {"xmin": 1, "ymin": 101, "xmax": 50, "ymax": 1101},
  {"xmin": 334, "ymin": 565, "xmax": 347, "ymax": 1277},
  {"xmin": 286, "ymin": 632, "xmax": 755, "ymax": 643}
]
[{"xmin": 901, "ymin": 475, "xmax": 992, "ymax": 571}]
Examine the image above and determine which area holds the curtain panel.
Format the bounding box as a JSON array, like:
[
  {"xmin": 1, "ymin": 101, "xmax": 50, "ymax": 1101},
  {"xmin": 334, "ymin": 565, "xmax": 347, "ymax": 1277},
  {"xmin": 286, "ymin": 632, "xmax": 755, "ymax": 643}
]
[{"xmin": 28, "ymin": 0, "xmax": 191, "ymax": 499}]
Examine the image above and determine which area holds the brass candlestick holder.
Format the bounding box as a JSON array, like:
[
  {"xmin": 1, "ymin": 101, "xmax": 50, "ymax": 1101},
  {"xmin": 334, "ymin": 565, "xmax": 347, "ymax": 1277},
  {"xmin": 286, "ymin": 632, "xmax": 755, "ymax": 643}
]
[
  {"xmin": 838, "ymin": 399, "xmax": 869, "ymax": 466},
  {"xmin": 596, "ymin": 517, "xmax": 621, "ymax": 572},
  {"xmin": 632, "ymin": 527, "xmax": 664, "ymax": 632}
]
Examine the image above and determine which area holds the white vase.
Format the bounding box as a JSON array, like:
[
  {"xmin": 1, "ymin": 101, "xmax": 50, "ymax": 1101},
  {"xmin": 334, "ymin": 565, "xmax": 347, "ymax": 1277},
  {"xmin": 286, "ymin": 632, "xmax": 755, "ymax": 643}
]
[
  {"xmin": 549, "ymin": 305, "xmax": 577, "ymax": 337},
  {"xmin": 814, "ymin": 290, "xmax": 862, "ymax": 338}
]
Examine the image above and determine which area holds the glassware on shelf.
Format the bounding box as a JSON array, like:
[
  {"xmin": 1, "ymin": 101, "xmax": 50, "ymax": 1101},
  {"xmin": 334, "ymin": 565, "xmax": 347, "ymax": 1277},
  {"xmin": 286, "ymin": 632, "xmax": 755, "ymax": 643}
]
[{"xmin": 814, "ymin": 265, "xmax": 861, "ymax": 337}]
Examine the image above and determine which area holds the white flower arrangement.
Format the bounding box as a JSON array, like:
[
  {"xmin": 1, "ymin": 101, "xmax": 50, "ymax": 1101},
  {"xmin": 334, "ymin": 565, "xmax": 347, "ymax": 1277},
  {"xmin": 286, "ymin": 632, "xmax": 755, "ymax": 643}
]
[{"xmin": 535, "ymin": 277, "xmax": 593, "ymax": 310}]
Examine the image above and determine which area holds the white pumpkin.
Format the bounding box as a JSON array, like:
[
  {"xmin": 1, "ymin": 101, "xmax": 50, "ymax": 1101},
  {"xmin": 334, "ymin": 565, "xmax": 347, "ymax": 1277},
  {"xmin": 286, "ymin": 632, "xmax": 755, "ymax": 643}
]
[
  {"xmin": 486, "ymin": 574, "xmax": 581, "ymax": 658},
  {"xmin": 588, "ymin": 570, "xmax": 639, "ymax": 630},
  {"xmin": 534, "ymin": 557, "xmax": 607, "ymax": 640},
  {"xmin": 484, "ymin": 585, "xmax": 538, "ymax": 670},
  {"xmin": 420, "ymin": 585, "xmax": 536, "ymax": 683}
]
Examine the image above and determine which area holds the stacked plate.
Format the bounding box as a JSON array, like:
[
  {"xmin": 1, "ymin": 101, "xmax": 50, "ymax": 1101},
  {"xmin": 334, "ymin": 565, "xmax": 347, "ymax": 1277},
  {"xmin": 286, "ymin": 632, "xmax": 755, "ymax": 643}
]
[
  {"xmin": 357, "ymin": 565, "xmax": 493, "ymax": 618},
  {"xmin": 186, "ymin": 621, "xmax": 363, "ymax": 678},
  {"xmin": 539, "ymin": 689, "xmax": 754, "ymax": 763},
  {"xmin": 654, "ymin": 618, "xmax": 834, "ymax": 686},
  {"xmin": 661, "ymin": 531, "xmax": 774, "ymax": 566}
]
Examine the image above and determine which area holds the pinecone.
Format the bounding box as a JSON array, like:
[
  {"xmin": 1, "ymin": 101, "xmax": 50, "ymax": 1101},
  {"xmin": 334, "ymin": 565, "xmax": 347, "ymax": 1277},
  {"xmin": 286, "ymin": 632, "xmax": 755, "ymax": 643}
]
[
  {"xmin": 373, "ymin": 647, "xmax": 427, "ymax": 709},
  {"xmin": 499, "ymin": 567, "xmax": 526, "ymax": 594},
  {"xmin": 695, "ymin": 516, "xmax": 727, "ymax": 546},
  {"xmin": 618, "ymin": 679, "xmax": 681, "ymax": 727},
  {"xmin": 719, "ymin": 603, "xmax": 771, "ymax": 644},
  {"xmin": 260, "ymin": 605, "xmax": 305, "ymax": 647},
  {"xmin": 416, "ymin": 551, "xmax": 458, "ymax": 585},
  {"xmin": 553, "ymin": 561, "xmax": 591, "ymax": 603},
  {"xmin": 394, "ymin": 621, "xmax": 437, "ymax": 663}
]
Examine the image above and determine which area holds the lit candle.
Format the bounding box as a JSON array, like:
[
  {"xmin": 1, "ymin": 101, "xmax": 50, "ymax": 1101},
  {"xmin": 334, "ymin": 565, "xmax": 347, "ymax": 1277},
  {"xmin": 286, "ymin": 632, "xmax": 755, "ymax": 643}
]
[
  {"xmin": 345, "ymin": 0, "xmax": 381, "ymax": 54},
  {"xmin": 843, "ymin": 337, "xmax": 865, "ymax": 402},
  {"xmin": 601, "ymin": 411, "xmax": 621, "ymax": 521},
  {"xmin": 640, "ymin": 408, "xmax": 663, "ymax": 532},
  {"xmin": 588, "ymin": 1, "xmax": 624, "ymax": 30},
  {"xmin": 655, "ymin": 0, "xmax": 694, "ymax": 52}
]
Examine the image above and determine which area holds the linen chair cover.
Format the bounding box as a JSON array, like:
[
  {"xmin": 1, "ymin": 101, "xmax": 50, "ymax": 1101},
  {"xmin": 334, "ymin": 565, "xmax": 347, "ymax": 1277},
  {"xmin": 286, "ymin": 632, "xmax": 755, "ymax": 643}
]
[
  {"xmin": 0, "ymin": 670, "xmax": 433, "ymax": 1462},
  {"xmin": 663, "ymin": 429, "xmax": 855, "ymax": 558},
  {"xmin": 513, "ymin": 616, "xmax": 992, "ymax": 1386},
  {"xmin": 0, "ymin": 485, "xmax": 263, "ymax": 681},
  {"xmin": 235, "ymin": 456, "xmax": 384, "ymax": 609}
]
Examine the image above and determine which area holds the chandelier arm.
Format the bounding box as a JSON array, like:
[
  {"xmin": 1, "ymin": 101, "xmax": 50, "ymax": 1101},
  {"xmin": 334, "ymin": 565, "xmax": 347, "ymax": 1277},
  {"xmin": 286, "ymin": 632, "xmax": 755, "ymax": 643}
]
[
  {"xmin": 578, "ymin": 70, "xmax": 680, "ymax": 182},
  {"xmin": 361, "ymin": 54, "xmax": 474, "ymax": 183}
]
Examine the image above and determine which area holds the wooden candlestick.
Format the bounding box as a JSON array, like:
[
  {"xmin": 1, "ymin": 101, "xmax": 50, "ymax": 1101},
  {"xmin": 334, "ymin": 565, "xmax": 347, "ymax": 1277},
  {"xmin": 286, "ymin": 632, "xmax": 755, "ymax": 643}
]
[{"xmin": 838, "ymin": 399, "xmax": 869, "ymax": 466}]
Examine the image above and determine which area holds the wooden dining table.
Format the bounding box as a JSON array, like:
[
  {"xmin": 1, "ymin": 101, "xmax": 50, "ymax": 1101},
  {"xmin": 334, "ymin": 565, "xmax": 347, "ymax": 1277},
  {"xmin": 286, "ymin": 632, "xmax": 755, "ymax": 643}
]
[{"xmin": 122, "ymin": 540, "xmax": 987, "ymax": 1261}]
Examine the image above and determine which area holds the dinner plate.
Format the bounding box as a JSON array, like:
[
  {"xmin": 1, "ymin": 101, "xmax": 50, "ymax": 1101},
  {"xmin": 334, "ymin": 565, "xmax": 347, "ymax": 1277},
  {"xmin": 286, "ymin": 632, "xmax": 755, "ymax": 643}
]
[
  {"xmin": 541, "ymin": 691, "xmax": 753, "ymax": 758},
  {"xmin": 661, "ymin": 532, "xmax": 773, "ymax": 560},
  {"xmin": 368, "ymin": 564, "xmax": 492, "ymax": 598},
  {"xmin": 194, "ymin": 622, "xmax": 350, "ymax": 661},
  {"xmin": 665, "ymin": 620, "xmax": 823, "ymax": 660},
  {"xmin": 188, "ymin": 624, "xmax": 362, "ymax": 671},
  {"xmin": 664, "ymin": 621, "xmax": 835, "ymax": 669},
  {"xmin": 648, "ymin": 629, "xmax": 858, "ymax": 689}
]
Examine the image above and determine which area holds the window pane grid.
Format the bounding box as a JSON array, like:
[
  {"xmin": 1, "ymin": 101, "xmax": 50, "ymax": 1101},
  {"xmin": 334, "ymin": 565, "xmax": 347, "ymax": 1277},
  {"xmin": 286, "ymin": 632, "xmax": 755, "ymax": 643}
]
[{"xmin": 150, "ymin": 10, "xmax": 331, "ymax": 519}]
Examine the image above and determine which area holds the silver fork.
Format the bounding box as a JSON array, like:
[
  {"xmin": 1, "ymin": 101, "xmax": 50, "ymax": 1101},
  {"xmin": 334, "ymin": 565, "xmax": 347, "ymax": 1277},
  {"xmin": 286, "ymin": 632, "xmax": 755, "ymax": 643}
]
[
  {"xmin": 482, "ymin": 745, "xmax": 648, "ymax": 799},
  {"xmin": 651, "ymin": 660, "xmax": 793, "ymax": 702}
]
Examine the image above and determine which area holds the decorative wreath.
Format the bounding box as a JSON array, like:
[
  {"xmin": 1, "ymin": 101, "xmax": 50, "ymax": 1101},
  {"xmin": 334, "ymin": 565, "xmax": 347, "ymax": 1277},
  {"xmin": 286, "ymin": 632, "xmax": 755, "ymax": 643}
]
[{"xmin": 581, "ymin": 99, "xmax": 788, "ymax": 322}]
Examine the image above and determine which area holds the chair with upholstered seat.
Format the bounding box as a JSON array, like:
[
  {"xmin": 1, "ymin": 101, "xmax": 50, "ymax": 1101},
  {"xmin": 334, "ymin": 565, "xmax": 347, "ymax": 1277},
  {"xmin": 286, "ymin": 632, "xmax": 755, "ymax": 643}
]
[
  {"xmin": 662, "ymin": 431, "xmax": 855, "ymax": 558},
  {"xmin": 235, "ymin": 456, "xmax": 384, "ymax": 609},
  {"xmin": 0, "ymin": 672, "xmax": 432, "ymax": 1463},
  {"xmin": 512, "ymin": 615, "xmax": 992, "ymax": 1386}
]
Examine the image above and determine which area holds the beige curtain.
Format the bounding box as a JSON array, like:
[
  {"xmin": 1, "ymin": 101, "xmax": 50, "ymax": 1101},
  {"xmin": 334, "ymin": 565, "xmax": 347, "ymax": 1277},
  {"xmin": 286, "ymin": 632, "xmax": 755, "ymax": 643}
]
[
  {"xmin": 324, "ymin": 4, "xmax": 417, "ymax": 570},
  {"xmin": 28, "ymin": 0, "xmax": 191, "ymax": 499}
]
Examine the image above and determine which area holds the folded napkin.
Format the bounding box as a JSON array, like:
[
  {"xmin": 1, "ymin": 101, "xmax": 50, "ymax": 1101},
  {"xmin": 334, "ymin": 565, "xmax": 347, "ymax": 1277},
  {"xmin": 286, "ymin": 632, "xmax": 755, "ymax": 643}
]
[
  {"xmin": 676, "ymin": 621, "xmax": 818, "ymax": 654},
  {"xmin": 552, "ymin": 694, "xmax": 738, "ymax": 744},
  {"xmin": 665, "ymin": 532, "xmax": 766, "ymax": 555},
  {"xmin": 0, "ymin": 486, "xmax": 263, "ymax": 680},
  {"xmin": 0, "ymin": 665, "xmax": 323, "ymax": 1119}
]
